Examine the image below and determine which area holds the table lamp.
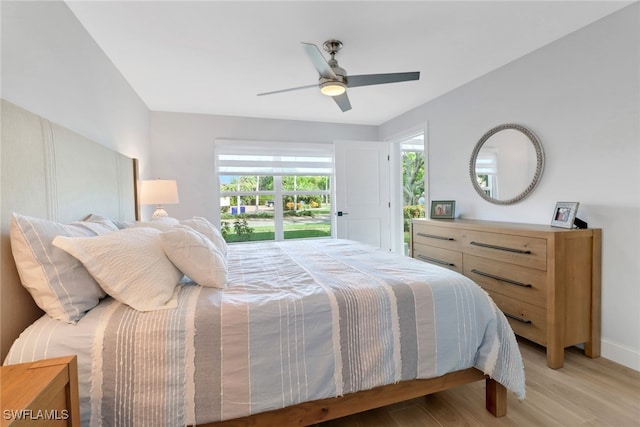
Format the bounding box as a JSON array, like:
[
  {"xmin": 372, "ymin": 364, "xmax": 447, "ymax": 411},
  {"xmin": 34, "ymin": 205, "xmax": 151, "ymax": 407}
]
[{"xmin": 140, "ymin": 179, "xmax": 179, "ymax": 219}]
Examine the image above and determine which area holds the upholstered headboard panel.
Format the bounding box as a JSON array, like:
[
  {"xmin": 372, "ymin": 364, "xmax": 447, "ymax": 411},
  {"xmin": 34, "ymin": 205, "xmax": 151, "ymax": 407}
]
[{"xmin": 1, "ymin": 99, "xmax": 138, "ymax": 360}]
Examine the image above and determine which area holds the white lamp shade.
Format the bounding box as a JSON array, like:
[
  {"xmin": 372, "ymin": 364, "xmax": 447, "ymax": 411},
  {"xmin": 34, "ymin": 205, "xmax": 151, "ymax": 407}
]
[{"xmin": 140, "ymin": 180, "xmax": 180, "ymax": 205}]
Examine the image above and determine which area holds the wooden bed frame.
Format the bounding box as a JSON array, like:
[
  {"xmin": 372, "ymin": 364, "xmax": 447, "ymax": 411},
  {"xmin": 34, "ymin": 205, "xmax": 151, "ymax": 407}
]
[
  {"xmin": 0, "ymin": 99, "xmax": 508, "ymax": 426},
  {"xmin": 203, "ymin": 371, "xmax": 505, "ymax": 426}
]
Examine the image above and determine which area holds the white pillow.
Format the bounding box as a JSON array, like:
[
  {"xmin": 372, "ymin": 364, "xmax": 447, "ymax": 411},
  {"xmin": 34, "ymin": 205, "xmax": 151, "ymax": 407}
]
[
  {"xmin": 84, "ymin": 213, "xmax": 132, "ymax": 230},
  {"xmin": 160, "ymin": 226, "xmax": 228, "ymax": 288},
  {"xmin": 10, "ymin": 213, "xmax": 111, "ymax": 323},
  {"xmin": 180, "ymin": 217, "xmax": 227, "ymax": 256},
  {"xmin": 130, "ymin": 220, "xmax": 175, "ymax": 232},
  {"xmin": 153, "ymin": 216, "xmax": 179, "ymax": 226},
  {"xmin": 52, "ymin": 227, "xmax": 182, "ymax": 311}
]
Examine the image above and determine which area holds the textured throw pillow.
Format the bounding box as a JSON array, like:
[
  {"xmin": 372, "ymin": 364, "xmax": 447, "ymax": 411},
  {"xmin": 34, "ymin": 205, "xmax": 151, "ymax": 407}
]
[
  {"xmin": 153, "ymin": 216, "xmax": 179, "ymax": 226},
  {"xmin": 52, "ymin": 227, "xmax": 182, "ymax": 311},
  {"xmin": 84, "ymin": 213, "xmax": 132, "ymax": 230},
  {"xmin": 160, "ymin": 226, "xmax": 228, "ymax": 288},
  {"xmin": 9, "ymin": 213, "xmax": 112, "ymax": 323},
  {"xmin": 130, "ymin": 220, "xmax": 176, "ymax": 232},
  {"xmin": 180, "ymin": 217, "xmax": 228, "ymax": 256}
]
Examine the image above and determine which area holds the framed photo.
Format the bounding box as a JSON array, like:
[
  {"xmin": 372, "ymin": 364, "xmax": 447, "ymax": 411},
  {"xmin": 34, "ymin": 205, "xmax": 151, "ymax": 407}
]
[
  {"xmin": 430, "ymin": 200, "xmax": 456, "ymax": 219},
  {"xmin": 550, "ymin": 202, "xmax": 579, "ymax": 228}
]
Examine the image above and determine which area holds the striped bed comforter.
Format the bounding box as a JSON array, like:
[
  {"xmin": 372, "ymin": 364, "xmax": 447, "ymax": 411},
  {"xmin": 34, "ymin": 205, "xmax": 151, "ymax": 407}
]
[{"xmin": 6, "ymin": 239, "xmax": 525, "ymax": 426}]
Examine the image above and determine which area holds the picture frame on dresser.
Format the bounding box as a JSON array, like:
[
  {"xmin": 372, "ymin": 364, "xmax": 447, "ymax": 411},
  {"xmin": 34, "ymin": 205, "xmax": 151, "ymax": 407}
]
[
  {"xmin": 551, "ymin": 201, "xmax": 579, "ymax": 228},
  {"xmin": 430, "ymin": 200, "xmax": 456, "ymax": 219}
]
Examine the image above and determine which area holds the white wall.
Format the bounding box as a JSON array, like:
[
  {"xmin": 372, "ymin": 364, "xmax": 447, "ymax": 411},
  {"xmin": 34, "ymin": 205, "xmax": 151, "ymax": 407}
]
[
  {"xmin": 1, "ymin": 1, "xmax": 151, "ymax": 175},
  {"xmin": 380, "ymin": 4, "xmax": 640, "ymax": 370},
  {"xmin": 149, "ymin": 111, "xmax": 377, "ymax": 222}
]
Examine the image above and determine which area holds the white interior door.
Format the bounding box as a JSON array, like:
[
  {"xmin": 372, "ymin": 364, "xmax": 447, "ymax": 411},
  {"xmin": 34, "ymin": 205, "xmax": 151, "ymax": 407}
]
[{"xmin": 334, "ymin": 140, "xmax": 391, "ymax": 251}]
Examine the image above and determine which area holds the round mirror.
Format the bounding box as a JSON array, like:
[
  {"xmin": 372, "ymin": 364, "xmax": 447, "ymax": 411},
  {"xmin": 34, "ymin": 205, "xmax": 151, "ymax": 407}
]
[{"xmin": 469, "ymin": 124, "xmax": 544, "ymax": 205}]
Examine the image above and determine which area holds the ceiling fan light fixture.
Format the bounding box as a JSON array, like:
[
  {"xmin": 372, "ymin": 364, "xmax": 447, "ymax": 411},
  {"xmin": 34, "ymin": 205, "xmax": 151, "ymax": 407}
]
[
  {"xmin": 258, "ymin": 40, "xmax": 419, "ymax": 113},
  {"xmin": 320, "ymin": 81, "xmax": 346, "ymax": 96}
]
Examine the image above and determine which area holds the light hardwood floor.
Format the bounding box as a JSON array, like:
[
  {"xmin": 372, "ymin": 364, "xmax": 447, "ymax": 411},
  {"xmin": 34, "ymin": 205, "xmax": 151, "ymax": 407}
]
[{"xmin": 317, "ymin": 338, "xmax": 640, "ymax": 426}]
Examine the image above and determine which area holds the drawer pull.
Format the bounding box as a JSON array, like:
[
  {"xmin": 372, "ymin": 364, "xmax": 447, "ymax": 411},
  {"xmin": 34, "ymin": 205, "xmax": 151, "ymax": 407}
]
[
  {"xmin": 416, "ymin": 232, "xmax": 455, "ymax": 241},
  {"xmin": 504, "ymin": 312, "xmax": 532, "ymax": 324},
  {"xmin": 470, "ymin": 241, "xmax": 531, "ymax": 254},
  {"xmin": 417, "ymin": 255, "xmax": 455, "ymax": 267},
  {"xmin": 470, "ymin": 269, "xmax": 532, "ymax": 288}
]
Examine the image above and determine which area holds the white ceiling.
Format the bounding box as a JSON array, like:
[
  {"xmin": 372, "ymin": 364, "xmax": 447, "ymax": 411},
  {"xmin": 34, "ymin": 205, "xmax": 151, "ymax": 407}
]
[{"xmin": 65, "ymin": 1, "xmax": 631, "ymax": 126}]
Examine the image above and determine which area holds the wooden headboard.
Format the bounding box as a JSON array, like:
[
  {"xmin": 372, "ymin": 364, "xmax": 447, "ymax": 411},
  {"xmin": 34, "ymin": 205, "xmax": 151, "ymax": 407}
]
[{"xmin": 0, "ymin": 99, "xmax": 139, "ymax": 361}]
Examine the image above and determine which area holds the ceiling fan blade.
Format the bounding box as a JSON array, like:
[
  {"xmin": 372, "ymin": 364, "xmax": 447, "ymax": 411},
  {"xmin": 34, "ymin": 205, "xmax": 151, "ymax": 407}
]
[
  {"xmin": 257, "ymin": 84, "xmax": 318, "ymax": 96},
  {"xmin": 301, "ymin": 42, "xmax": 337, "ymax": 80},
  {"xmin": 347, "ymin": 71, "xmax": 420, "ymax": 88},
  {"xmin": 333, "ymin": 92, "xmax": 352, "ymax": 112}
]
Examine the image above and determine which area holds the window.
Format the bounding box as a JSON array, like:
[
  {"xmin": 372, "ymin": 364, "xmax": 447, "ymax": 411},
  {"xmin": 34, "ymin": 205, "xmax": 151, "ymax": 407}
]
[
  {"xmin": 215, "ymin": 140, "xmax": 333, "ymax": 242},
  {"xmin": 475, "ymin": 149, "xmax": 497, "ymax": 198}
]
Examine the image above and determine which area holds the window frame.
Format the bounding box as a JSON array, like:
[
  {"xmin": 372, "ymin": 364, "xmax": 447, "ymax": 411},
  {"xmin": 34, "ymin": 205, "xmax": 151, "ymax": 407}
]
[{"xmin": 215, "ymin": 140, "xmax": 334, "ymax": 242}]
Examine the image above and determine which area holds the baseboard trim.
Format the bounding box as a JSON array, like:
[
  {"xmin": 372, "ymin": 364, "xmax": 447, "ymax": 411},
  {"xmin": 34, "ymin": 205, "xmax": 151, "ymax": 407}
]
[{"xmin": 601, "ymin": 339, "xmax": 640, "ymax": 371}]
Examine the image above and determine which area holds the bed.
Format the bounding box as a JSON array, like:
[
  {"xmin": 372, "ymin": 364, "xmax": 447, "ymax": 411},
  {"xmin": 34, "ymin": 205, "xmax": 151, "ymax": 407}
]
[{"xmin": 1, "ymin": 100, "xmax": 525, "ymax": 426}]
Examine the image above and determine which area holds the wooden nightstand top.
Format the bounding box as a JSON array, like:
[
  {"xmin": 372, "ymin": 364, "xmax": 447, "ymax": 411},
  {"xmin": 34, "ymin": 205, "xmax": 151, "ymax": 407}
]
[{"xmin": 1, "ymin": 355, "xmax": 80, "ymax": 426}]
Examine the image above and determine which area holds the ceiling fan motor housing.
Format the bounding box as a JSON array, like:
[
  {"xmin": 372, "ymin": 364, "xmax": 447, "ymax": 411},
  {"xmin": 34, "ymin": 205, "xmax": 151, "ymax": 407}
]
[{"xmin": 322, "ymin": 39, "xmax": 343, "ymax": 55}]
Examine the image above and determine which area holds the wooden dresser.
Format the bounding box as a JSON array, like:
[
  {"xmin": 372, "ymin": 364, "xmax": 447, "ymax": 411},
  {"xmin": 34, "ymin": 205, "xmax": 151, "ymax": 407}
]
[{"xmin": 411, "ymin": 219, "xmax": 601, "ymax": 369}]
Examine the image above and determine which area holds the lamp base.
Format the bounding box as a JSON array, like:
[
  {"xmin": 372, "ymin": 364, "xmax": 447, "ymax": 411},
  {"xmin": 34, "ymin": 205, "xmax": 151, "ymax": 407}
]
[{"xmin": 152, "ymin": 207, "xmax": 169, "ymax": 220}]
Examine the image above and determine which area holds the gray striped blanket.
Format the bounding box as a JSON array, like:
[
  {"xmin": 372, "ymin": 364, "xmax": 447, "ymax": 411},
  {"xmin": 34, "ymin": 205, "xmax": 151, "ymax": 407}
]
[{"xmin": 8, "ymin": 239, "xmax": 525, "ymax": 426}]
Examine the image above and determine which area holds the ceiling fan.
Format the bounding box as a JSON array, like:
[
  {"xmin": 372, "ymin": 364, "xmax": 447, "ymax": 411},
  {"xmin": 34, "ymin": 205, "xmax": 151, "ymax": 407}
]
[{"xmin": 257, "ymin": 39, "xmax": 420, "ymax": 112}]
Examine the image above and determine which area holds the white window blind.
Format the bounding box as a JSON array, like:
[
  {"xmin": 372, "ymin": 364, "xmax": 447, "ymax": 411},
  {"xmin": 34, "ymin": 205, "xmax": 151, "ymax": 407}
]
[
  {"xmin": 215, "ymin": 140, "xmax": 333, "ymax": 176},
  {"xmin": 475, "ymin": 150, "xmax": 498, "ymax": 175}
]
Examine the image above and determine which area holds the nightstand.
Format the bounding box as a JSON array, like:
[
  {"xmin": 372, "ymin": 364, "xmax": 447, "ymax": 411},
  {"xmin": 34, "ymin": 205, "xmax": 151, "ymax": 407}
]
[{"xmin": 1, "ymin": 355, "xmax": 80, "ymax": 426}]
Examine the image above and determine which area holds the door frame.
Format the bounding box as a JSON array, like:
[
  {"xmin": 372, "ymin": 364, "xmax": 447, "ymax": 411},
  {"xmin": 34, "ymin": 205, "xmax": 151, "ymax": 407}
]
[{"xmin": 385, "ymin": 123, "xmax": 428, "ymax": 255}]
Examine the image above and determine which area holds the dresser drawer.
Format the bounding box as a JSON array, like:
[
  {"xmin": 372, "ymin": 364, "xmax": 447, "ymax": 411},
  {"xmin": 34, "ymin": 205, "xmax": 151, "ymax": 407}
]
[
  {"xmin": 462, "ymin": 230, "xmax": 547, "ymax": 270},
  {"xmin": 413, "ymin": 242, "xmax": 462, "ymax": 274},
  {"xmin": 463, "ymin": 254, "xmax": 547, "ymax": 308},
  {"xmin": 488, "ymin": 292, "xmax": 547, "ymax": 346},
  {"xmin": 412, "ymin": 223, "xmax": 463, "ymax": 251}
]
